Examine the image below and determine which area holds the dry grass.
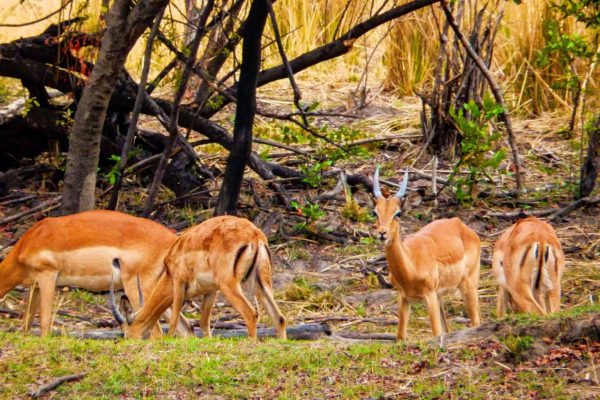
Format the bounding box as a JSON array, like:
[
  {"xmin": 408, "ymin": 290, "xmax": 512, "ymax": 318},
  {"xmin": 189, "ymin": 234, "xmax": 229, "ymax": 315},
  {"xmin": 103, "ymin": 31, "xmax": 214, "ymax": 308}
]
[{"xmin": 384, "ymin": 0, "xmax": 600, "ymax": 116}]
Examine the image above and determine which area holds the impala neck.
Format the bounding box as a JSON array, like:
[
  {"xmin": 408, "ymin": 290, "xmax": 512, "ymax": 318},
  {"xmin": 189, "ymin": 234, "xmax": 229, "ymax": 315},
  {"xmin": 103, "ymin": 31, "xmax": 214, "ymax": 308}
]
[
  {"xmin": 385, "ymin": 227, "xmax": 416, "ymax": 282},
  {"xmin": 0, "ymin": 250, "xmax": 26, "ymax": 299}
]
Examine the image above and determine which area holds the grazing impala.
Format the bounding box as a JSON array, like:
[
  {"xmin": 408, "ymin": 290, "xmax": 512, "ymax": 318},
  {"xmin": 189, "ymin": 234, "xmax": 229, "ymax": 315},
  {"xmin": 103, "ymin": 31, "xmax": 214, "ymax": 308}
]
[
  {"xmin": 0, "ymin": 210, "xmax": 191, "ymax": 336},
  {"xmin": 111, "ymin": 215, "xmax": 287, "ymax": 340},
  {"xmin": 372, "ymin": 167, "xmax": 482, "ymax": 340},
  {"xmin": 492, "ymin": 216, "xmax": 565, "ymax": 317}
]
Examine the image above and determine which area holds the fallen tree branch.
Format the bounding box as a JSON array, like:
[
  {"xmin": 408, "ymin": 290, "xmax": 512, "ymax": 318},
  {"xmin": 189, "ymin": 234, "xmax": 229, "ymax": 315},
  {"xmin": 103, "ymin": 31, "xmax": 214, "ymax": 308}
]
[
  {"xmin": 208, "ymin": 0, "xmax": 441, "ymax": 118},
  {"xmin": 484, "ymin": 196, "xmax": 600, "ymax": 220},
  {"xmin": 0, "ymin": 196, "xmax": 62, "ymax": 226},
  {"xmin": 28, "ymin": 373, "xmax": 86, "ymax": 398},
  {"xmin": 70, "ymin": 322, "xmax": 332, "ymax": 340}
]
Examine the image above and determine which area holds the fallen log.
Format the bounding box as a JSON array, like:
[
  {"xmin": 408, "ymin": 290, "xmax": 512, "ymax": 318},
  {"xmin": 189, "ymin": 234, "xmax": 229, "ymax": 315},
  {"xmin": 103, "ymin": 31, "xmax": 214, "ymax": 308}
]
[
  {"xmin": 433, "ymin": 312, "xmax": 600, "ymax": 346},
  {"xmin": 67, "ymin": 322, "xmax": 332, "ymax": 340},
  {"xmin": 27, "ymin": 373, "xmax": 86, "ymax": 398}
]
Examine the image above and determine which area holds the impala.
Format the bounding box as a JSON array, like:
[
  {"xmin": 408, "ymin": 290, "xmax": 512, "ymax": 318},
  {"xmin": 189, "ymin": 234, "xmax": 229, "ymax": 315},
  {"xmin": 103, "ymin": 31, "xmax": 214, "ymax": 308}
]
[
  {"xmin": 372, "ymin": 167, "xmax": 482, "ymax": 340},
  {"xmin": 111, "ymin": 215, "xmax": 287, "ymax": 340},
  {"xmin": 0, "ymin": 210, "xmax": 191, "ymax": 336},
  {"xmin": 492, "ymin": 216, "xmax": 565, "ymax": 317}
]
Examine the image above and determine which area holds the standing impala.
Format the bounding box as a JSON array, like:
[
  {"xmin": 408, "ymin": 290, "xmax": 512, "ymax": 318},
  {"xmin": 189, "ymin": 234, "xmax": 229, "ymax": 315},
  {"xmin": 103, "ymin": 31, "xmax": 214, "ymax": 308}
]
[
  {"xmin": 112, "ymin": 215, "xmax": 287, "ymax": 340},
  {"xmin": 492, "ymin": 216, "xmax": 565, "ymax": 317},
  {"xmin": 0, "ymin": 210, "xmax": 191, "ymax": 336},
  {"xmin": 372, "ymin": 167, "xmax": 482, "ymax": 340}
]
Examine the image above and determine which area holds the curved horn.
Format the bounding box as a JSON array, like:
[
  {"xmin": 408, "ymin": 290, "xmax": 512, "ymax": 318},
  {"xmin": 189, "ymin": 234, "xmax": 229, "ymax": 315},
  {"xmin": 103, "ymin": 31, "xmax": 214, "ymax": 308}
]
[
  {"xmin": 109, "ymin": 269, "xmax": 125, "ymax": 326},
  {"xmin": 395, "ymin": 168, "xmax": 409, "ymax": 198},
  {"xmin": 372, "ymin": 166, "xmax": 383, "ymax": 198}
]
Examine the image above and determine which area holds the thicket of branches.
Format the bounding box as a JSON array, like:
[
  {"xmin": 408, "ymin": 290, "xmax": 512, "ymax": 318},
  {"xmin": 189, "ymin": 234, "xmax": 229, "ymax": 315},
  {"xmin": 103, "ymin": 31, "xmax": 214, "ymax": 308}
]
[{"xmin": 0, "ymin": 0, "xmax": 597, "ymax": 222}]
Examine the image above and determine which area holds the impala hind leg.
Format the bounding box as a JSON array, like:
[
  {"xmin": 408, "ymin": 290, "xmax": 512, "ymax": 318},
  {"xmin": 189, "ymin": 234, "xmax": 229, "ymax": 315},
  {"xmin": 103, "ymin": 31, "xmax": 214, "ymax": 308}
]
[
  {"xmin": 510, "ymin": 287, "xmax": 546, "ymax": 315},
  {"xmin": 424, "ymin": 292, "xmax": 443, "ymax": 337},
  {"xmin": 199, "ymin": 291, "xmax": 217, "ymax": 338},
  {"xmin": 497, "ymin": 287, "xmax": 509, "ymax": 318},
  {"xmin": 37, "ymin": 271, "xmax": 58, "ymax": 336},
  {"xmin": 396, "ymin": 294, "xmax": 410, "ymax": 341},
  {"xmin": 220, "ymin": 284, "xmax": 258, "ymax": 339},
  {"xmin": 547, "ymin": 287, "xmax": 561, "ymax": 314},
  {"xmin": 255, "ymin": 279, "xmax": 286, "ymax": 339},
  {"xmin": 459, "ymin": 278, "xmax": 481, "ymax": 327},
  {"xmin": 22, "ymin": 282, "xmax": 40, "ymax": 334}
]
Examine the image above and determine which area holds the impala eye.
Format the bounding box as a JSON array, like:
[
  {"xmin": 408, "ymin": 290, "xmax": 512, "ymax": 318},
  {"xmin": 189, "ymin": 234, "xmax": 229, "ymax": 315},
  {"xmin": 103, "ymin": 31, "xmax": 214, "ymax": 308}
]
[
  {"xmin": 371, "ymin": 210, "xmax": 378, "ymax": 217},
  {"xmin": 395, "ymin": 211, "xmax": 402, "ymax": 218}
]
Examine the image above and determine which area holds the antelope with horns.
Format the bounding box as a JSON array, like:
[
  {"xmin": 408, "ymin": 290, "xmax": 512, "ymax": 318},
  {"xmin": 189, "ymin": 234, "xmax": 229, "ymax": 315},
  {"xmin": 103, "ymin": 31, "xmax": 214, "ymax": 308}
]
[
  {"xmin": 111, "ymin": 215, "xmax": 287, "ymax": 340},
  {"xmin": 0, "ymin": 210, "xmax": 191, "ymax": 336},
  {"xmin": 372, "ymin": 167, "xmax": 482, "ymax": 340},
  {"xmin": 492, "ymin": 216, "xmax": 565, "ymax": 317}
]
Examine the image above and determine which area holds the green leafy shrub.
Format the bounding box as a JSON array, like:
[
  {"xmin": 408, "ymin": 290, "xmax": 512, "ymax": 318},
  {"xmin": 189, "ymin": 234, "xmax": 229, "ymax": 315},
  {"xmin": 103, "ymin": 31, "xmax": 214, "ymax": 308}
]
[{"xmin": 449, "ymin": 96, "xmax": 507, "ymax": 203}]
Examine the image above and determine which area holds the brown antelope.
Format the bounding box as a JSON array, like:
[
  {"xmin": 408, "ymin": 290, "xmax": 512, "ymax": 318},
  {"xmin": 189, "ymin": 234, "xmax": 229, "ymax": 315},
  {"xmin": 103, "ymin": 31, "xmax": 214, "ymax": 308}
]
[
  {"xmin": 111, "ymin": 215, "xmax": 287, "ymax": 340},
  {"xmin": 492, "ymin": 216, "xmax": 565, "ymax": 317},
  {"xmin": 0, "ymin": 210, "xmax": 191, "ymax": 336},
  {"xmin": 372, "ymin": 167, "xmax": 482, "ymax": 340}
]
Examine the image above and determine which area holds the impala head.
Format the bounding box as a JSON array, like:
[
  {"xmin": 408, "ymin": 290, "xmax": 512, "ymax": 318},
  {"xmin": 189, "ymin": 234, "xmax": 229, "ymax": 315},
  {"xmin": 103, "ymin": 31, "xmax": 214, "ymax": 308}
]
[{"xmin": 372, "ymin": 167, "xmax": 409, "ymax": 245}]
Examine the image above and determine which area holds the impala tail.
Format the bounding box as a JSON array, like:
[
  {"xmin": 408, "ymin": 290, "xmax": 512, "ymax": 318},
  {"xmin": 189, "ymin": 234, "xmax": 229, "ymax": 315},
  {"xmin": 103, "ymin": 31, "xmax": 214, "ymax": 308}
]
[{"xmin": 109, "ymin": 258, "xmax": 126, "ymax": 327}]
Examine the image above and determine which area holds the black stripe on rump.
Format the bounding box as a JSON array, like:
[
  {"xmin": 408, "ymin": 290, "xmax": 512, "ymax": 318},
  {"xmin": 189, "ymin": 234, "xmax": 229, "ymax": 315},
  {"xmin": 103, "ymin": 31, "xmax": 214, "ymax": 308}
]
[
  {"xmin": 518, "ymin": 246, "xmax": 531, "ymax": 271},
  {"xmin": 242, "ymin": 245, "xmax": 260, "ymax": 284},
  {"xmin": 534, "ymin": 244, "xmax": 544, "ymax": 290},
  {"xmin": 233, "ymin": 244, "xmax": 249, "ymax": 278}
]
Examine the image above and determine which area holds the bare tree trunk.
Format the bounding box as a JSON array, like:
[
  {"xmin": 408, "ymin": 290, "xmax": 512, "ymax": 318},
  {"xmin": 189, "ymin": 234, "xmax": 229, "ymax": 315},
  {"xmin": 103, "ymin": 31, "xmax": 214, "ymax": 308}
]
[
  {"xmin": 108, "ymin": 7, "xmax": 165, "ymax": 211},
  {"xmin": 61, "ymin": 0, "xmax": 169, "ymax": 215},
  {"xmin": 579, "ymin": 114, "xmax": 600, "ymax": 199},
  {"xmin": 214, "ymin": 0, "xmax": 269, "ymax": 215}
]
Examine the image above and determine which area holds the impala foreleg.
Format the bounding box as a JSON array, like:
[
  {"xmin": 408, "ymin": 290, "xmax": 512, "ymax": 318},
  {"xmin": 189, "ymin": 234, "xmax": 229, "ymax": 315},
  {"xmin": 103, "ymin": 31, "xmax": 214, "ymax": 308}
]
[
  {"xmin": 439, "ymin": 300, "xmax": 450, "ymax": 334},
  {"xmin": 424, "ymin": 292, "xmax": 444, "ymax": 337},
  {"xmin": 168, "ymin": 282, "xmax": 186, "ymax": 336},
  {"xmin": 37, "ymin": 271, "xmax": 58, "ymax": 337},
  {"xmin": 199, "ymin": 292, "xmax": 218, "ymax": 338},
  {"xmin": 396, "ymin": 294, "xmax": 410, "ymax": 341},
  {"xmin": 22, "ymin": 281, "xmax": 40, "ymax": 334}
]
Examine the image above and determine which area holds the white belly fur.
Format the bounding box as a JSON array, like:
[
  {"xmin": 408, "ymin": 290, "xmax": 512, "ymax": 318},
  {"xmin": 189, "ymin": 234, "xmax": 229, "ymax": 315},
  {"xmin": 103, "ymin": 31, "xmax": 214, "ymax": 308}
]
[{"xmin": 32, "ymin": 246, "xmax": 142, "ymax": 291}]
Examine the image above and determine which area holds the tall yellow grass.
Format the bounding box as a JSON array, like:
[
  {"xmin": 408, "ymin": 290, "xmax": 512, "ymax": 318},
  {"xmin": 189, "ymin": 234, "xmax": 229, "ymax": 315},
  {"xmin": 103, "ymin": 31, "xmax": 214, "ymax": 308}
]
[{"xmin": 384, "ymin": 0, "xmax": 600, "ymax": 115}]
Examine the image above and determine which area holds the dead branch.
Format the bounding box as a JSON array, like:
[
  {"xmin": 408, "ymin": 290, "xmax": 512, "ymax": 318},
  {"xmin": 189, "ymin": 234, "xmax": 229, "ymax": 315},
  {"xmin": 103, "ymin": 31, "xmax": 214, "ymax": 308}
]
[
  {"xmin": 143, "ymin": 0, "xmax": 215, "ymax": 216},
  {"xmin": 27, "ymin": 373, "xmax": 86, "ymax": 398},
  {"xmin": 0, "ymin": 196, "xmax": 62, "ymax": 226},
  {"xmin": 440, "ymin": 0, "xmax": 522, "ymax": 194},
  {"xmin": 484, "ymin": 196, "xmax": 600, "ymax": 221}
]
